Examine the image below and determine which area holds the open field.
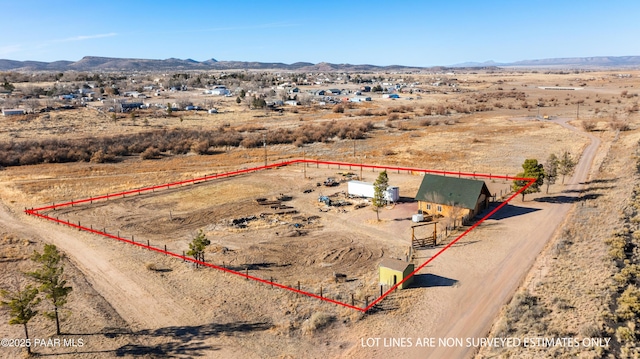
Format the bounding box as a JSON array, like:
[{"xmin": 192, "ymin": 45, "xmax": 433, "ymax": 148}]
[{"xmin": 1, "ymin": 69, "xmax": 639, "ymax": 358}]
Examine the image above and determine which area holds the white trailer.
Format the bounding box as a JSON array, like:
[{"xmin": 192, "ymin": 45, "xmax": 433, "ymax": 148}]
[
  {"xmin": 347, "ymin": 181, "xmax": 399, "ymax": 202},
  {"xmin": 348, "ymin": 181, "xmax": 374, "ymax": 198}
]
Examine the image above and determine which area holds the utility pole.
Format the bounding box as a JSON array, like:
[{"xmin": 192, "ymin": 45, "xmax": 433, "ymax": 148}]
[
  {"xmin": 263, "ymin": 133, "xmax": 267, "ymax": 167},
  {"xmin": 302, "ymin": 146, "xmax": 306, "ymax": 178}
]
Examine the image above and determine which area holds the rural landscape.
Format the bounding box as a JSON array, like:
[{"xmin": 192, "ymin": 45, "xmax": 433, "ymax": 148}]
[{"xmin": 0, "ymin": 55, "xmax": 639, "ymax": 359}]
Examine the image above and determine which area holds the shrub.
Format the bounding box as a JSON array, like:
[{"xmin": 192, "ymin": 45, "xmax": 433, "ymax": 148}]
[
  {"xmin": 140, "ymin": 146, "xmax": 160, "ymax": 160},
  {"xmin": 332, "ymin": 104, "xmax": 344, "ymax": 113},
  {"xmin": 581, "ymin": 119, "xmax": 598, "ymax": 132},
  {"xmin": 609, "ymin": 119, "xmax": 631, "ymax": 131},
  {"xmin": 302, "ymin": 312, "xmax": 334, "ymax": 334},
  {"xmin": 90, "ymin": 149, "xmax": 115, "ymax": 163},
  {"xmin": 616, "ymin": 285, "xmax": 640, "ymax": 321},
  {"xmin": 191, "ymin": 140, "xmax": 211, "ymax": 155}
]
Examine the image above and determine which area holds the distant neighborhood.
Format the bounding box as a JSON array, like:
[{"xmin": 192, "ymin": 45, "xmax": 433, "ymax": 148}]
[{"xmin": 0, "ymin": 68, "xmax": 468, "ymax": 116}]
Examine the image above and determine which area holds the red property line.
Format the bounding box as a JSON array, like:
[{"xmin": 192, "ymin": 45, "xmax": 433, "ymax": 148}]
[{"xmin": 24, "ymin": 159, "xmax": 535, "ymax": 313}]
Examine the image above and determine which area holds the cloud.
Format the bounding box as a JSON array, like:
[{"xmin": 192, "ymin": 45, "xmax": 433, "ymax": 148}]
[{"xmin": 55, "ymin": 33, "xmax": 118, "ymax": 43}]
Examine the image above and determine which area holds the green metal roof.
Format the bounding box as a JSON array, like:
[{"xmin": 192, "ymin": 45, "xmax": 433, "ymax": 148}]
[{"xmin": 414, "ymin": 174, "xmax": 491, "ymax": 210}]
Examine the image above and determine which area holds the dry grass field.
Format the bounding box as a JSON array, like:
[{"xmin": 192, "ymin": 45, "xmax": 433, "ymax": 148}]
[{"xmin": 1, "ymin": 69, "xmax": 639, "ymax": 358}]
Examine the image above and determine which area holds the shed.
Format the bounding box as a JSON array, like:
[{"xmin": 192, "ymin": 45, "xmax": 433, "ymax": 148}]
[
  {"xmin": 415, "ymin": 174, "xmax": 491, "ymax": 223},
  {"xmin": 2, "ymin": 108, "xmax": 25, "ymax": 116},
  {"xmin": 379, "ymin": 258, "xmax": 414, "ymax": 289}
]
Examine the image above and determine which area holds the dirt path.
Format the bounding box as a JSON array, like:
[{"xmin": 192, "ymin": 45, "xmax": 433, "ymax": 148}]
[
  {"xmin": 0, "ymin": 203, "xmax": 199, "ymax": 330},
  {"xmin": 423, "ymin": 118, "xmax": 600, "ymax": 359},
  {"xmin": 347, "ymin": 118, "xmax": 601, "ymax": 359}
]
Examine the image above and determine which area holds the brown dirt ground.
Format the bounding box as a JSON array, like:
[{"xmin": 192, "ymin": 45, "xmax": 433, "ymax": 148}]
[{"xmin": 0, "ymin": 69, "xmax": 638, "ymax": 358}]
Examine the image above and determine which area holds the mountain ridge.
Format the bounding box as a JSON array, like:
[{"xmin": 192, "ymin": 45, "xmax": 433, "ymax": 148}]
[{"xmin": 1, "ymin": 55, "xmax": 639, "ymax": 72}]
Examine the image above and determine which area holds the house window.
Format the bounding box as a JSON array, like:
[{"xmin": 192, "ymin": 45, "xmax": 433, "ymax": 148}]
[
  {"xmin": 437, "ymin": 205, "xmax": 442, "ymax": 212},
  {"xmin": 426, "ymin": 204, "xmax": 431, "ymax": 210}
]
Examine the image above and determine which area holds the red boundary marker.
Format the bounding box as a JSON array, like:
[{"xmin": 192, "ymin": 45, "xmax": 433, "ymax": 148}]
[{"xmin": 24, "ymin": 159, "xmax": 535, "ymax": 313}]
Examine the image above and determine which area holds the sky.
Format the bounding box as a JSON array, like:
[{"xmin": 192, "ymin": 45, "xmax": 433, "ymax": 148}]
[{"xmin": 1, "ymin": 0, "xmax": 639, "ymax": 67}]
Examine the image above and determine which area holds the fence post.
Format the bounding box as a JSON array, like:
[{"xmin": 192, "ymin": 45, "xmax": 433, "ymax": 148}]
[
  {"xmin": 245, "ymin": 268, "xmax": 249, "ymax": 279},
  {"xmin": 320, "ymin": 286, "xmax": 323, "ymax": 298},
  {"xmin": 164, "ymin": 244, "xmax": 167, "ymax": 255},
  {"xmin": 352, "ymin": 293, "xmax": 355, "ymax": 307}
]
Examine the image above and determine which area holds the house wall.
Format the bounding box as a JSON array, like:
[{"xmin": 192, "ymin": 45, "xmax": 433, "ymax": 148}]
[{"xmin": 418, "ymin": 202, "xmax": 472, "ymax": 221}]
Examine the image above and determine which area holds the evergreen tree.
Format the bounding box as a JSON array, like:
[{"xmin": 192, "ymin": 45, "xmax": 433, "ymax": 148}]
[
  {"xmin": 27, "ymin": 244, "xmax": 72, "ymax": 335},
  {"xmin": 558, "ymin": 150, "xmax": 577, "ymax": 184},
  {"xmin": 187, "ymin": 229, "xmax": 210, "ymax": 268},
  {"xmin": 372, "ymin": 170, "xmax": 389, "ymax": 221},
  {"xmin": 1, "ymin": 283, "xmax": 40, "ymax": 355},
  {"xmin": 512, "ymin": 159, "xmax": 545, "ymax": 201},
  {"xmin": 544, "ymin": 153, "xmax": 559, "ymax": 194}
]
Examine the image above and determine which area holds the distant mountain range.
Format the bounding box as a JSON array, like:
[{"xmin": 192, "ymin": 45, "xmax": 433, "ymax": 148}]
[
  {"xmin": 451, "ymin": 56, "xmax": 640, "ymax": 68},
  {"xmin": 0, "ymin": 56, "xmax": 429, "ymax": 72},
  {"xmin": 0, "ymin": 55, "xmax": 639, "ymax": 72}
]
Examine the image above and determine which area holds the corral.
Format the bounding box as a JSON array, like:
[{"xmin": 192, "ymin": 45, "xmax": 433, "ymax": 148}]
[{"xmin": 26, "ymin": 159, "xmax": 525, "ymax": 311}]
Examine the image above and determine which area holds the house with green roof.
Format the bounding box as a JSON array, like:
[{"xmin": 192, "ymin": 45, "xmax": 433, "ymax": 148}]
[{"xmin": 415, "ymin": 174, "xmax": 491, "ymax": 224}]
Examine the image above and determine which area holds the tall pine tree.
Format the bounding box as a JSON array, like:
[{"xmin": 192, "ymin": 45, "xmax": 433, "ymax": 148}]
[
  {"xmin": 512, "ymin": 159, "xmax": 545, "ymax": 201},
  {"xmin": 27, "ymin": 244, "xmax": 72, "ymax": 335},
  {"xmin": 372, "ymin": 170, "xmax": 389, "ymax": 221}
]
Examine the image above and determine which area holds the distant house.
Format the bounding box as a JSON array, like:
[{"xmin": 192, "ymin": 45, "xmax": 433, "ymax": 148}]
[
  {"xmin": 360, "ymin": 85, "xmax": 371, "ymax": 92},
  {"xmin": 206, "ymin": 86, "xmax": 230, "ymax": 96},
  {"xmin": 314, "ymin": 90, "xmax": 326, "ymax": 96},
  {"xmin": 328, "ymin": 88, "xmax": 341, "ymax": 95},
  {"xmin": 120, "ymin": 102, "xmax": 144, "ymax": 111},
  {"xmin": 2, "ymin": 108, "xmax": 25, "ymax": 116},
  {"xmin": 349, "ymin": 96, "xmax": 371, "ymax": 103},
  {"xmin": 415, "ymin": 174, "xmax": 491, "ymax": 223},
  {"xmin": 382, "ymin": 93, "xmax": 400, "ymax": 99},
  {"xmin": 284, "ymin": 100, "xmax": 299, "ymax": 106},
  {"xmin": 379, "ymin": 258, "xmax": 414, "ymax": 289}
]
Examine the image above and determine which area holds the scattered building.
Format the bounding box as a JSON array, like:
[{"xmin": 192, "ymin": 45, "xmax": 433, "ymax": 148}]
[
  {"xmin": 2, "ymin": 108, "xmax": 25, "ymax": 116},
  {"xmin": 120, "ymin": 102, "xmax": 144, "ymax": 111},
  {"xmin": 414, "ymin": 174, "xmax": 491, "ymax": 223},
  {"xmin": 349, "ymin": 96, "xmax": 372, "ymax": 103},
  {"xmin": 379, "ymin": 258, "xmax": 414, "ymax": 289},
  {"xmin": 205, "ymin": 86, "xmax": 230, "ymax": 96}
]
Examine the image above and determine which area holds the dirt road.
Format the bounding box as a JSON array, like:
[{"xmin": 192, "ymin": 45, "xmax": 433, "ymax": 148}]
[
  {"xmin": 0, "ymin": 203, "xmax": 199, "ymax": 330},
  {"xmin": 348, "ymin": 118, "xmax": 601, "ymax": 359},
  {"xmin": 422, "ymin": 118, "xmax": 600, "ymax": 359}
]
